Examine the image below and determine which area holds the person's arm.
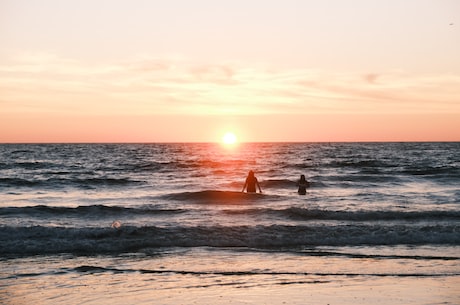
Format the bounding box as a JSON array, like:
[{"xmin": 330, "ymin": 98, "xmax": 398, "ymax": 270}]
[
  {"xmin": 242, "ymin": 179, "xmax": 247, "ymax": 192},
  {"xmin": 256, "ymin": 180, "xmax": 262, "ymax": 193}
]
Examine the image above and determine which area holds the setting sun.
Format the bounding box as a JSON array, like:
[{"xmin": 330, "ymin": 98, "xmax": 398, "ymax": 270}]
[{"xmin": 222, "ymin": 132, "xmax": 237, "ymax": 145}]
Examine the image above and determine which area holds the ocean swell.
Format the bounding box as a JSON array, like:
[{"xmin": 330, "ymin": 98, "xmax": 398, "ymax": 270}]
[
  {"xmin": 161, "ymin": 190, "xmax": 269, "ymax": 203},
  {"xmin": 1, "ymin": 223, "xmax": 458, "ymax": 256}
]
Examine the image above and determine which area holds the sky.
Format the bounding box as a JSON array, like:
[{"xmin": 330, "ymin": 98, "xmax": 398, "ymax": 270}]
[{"xmin": 1, "ymin": 0, "xmax": 459, "ymax": 142}]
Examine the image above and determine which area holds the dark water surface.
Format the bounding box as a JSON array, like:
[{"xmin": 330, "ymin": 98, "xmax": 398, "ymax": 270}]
[{"xmin": 1, "ymin": 143, "xmax": 459, "ymax": 304}]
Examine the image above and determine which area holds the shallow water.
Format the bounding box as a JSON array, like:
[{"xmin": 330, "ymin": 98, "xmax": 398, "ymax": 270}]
[{"xmin": 1, "ymin": 143, "xmax": 459, "ymax": 304}]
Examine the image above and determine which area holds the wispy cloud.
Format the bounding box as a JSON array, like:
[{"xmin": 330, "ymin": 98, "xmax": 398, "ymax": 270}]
[{"xmin": 1, "ymin": 52, "xmax": 459, "ymax": 116}]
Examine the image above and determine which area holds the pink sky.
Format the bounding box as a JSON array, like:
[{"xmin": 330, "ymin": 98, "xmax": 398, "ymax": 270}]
[{"xmin": 1, "ymin": 0, "xmax": 459, "ymax": 142}]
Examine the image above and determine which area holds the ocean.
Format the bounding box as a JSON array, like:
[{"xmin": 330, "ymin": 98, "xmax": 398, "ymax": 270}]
[{"xmin": 1, "ymin": 142, "xmax": 459, "ymax": 304}]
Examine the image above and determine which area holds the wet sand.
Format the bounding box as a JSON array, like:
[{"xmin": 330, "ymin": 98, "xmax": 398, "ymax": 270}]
[{"xmin": 3, "ymin": 264, "xmax": 459, "ymax": 305}]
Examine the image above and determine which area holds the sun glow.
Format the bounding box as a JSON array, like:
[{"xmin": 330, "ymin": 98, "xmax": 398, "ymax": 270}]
[{"xmin": 222, "ymin": 132, "xmax": 237, "ymax": 145}]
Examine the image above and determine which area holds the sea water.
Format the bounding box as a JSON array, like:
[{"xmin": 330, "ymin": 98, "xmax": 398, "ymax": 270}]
[{"xmin": 1, "ymin": 143, "xmax": 459, "ymax": 304}]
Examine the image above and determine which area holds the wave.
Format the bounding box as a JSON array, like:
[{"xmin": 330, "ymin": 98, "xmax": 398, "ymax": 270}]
[
  {"xmin": 402, "ymin": 166, "xmax": 460, "ymax": 178},
  {"xmin": 128, "ymin": 161, "xmax": 177, "ymax": 172},
  {"xmin": 0, "ymin": 177, "xmax": 143, "ymax": 189},
  {"xmin": 9, "ymin": 264, "xmax": 459, "ymax": 280},
  {"xmin": 0, "ymin": 178, "xmax": 42, "ymax": 187},
  {"xmin": 161, "ymin": 190, "xmax": 270, "ymax": 203},
  {"xmin": 273, "ymin": 207, "xmax": 460, "ymax": 222},
  {"xmin": 260, "ymin": 179, "xmax": 297, "ymax": 188},
  {"xmin": 128, "ymin": 159, "xmax": 255, "ymax": 172},
  {"xmin": 1, "ymin": 223, "xmax": 458, "ymax": 256},
  {"xmin": 3, "ymin": 205, "xmax": 458, "ymax": 223},
  {"xmin": 220, "ymin": 207, "xmax": 460, "ymax": 222},
  {"xmin": 322, "ymin": 174, "xmax": 401, "ymax": 184},
  {"xmin": 327, "ymin": 159, "xmax": 394, "ymax": 169},
  {"xmin": 291, "ymin": 160, "xmax": 460, "ymax": 181},
  {"xmin": 0, "ymin": 161, "xmax": 61, "ymax": 171},
  {"xmin": 0, "ymin": 205, "xmax": 185, "ymax": 217},
  {"xmin": 1, "ymin": 157, "xmax": 255, "ymax": 176}
]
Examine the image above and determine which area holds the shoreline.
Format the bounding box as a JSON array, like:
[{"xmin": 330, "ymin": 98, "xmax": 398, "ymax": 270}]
[{"xmin": 3, "ymin": 269, "xmax": 458, "ymax": 305}]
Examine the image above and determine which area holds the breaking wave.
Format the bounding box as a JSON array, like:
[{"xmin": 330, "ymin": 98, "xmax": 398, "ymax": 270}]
[{"xmin": 1, "ymin": 222, "xmax": 458, "ymax": 256}]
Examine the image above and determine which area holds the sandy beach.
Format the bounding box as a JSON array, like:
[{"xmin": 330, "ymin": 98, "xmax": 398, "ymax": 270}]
[
  {"xmin": 4, "ymin": 268, "xmax": 458, "ymax": 305},
  {"xmin": 2, "ymin": 247, "xmax": 459, "ymax": 305}
]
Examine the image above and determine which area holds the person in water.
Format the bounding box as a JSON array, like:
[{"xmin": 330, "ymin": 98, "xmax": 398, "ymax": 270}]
[
  {"xmin": 297, "ymin": 174, "xmax": 310, "ymax": 195},
  {"xmin": 242, "ymin": 170, "xmax": 262, "ymax": 193}
]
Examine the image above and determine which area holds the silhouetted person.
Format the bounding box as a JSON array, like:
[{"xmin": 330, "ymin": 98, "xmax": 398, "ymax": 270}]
[
  {"xmin": 297, "ymin": 174, "xmax": 309, "ymax": 195},
  {"xmin": 242, "ymin": 170, "xmax": 262, "ymax": 193}
]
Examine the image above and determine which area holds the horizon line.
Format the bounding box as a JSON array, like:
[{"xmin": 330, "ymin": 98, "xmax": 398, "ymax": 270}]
[{"xmin": 1, "ymin": 140, "xmax": 459, "ymax": 145}]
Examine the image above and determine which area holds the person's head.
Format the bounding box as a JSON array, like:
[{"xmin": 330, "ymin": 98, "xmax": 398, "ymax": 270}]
[
  {"xmin": 248, "ymin": 170, "xmax": 254, "ymax": 177},
  {"xmin": 300, "ymin": 174, "xmax": 306, "ymax": 181}
]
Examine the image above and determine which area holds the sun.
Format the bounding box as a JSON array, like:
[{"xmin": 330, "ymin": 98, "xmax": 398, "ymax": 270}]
[{"xmin": 222, "ymin": 132, "xmax": 237, "ymax": 145}]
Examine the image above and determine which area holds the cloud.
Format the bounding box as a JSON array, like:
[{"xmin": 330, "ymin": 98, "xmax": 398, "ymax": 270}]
[
  {"xmin": 296, "ymin": 71, "xmax": 460, "ymax": 113},
  {"xmin": 364, "ymin": 73, "xmax": 379, "ymax": 84},
  {"xmin": 1, "ymin": 52, "xmax": 459, "ymax": 116}
]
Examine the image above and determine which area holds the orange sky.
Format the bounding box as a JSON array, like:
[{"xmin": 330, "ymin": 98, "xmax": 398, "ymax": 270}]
[
  {"xmin": 1, "ymin": 0, "xmax": 459, "ymax": 142},
  {"xmin": 1, "ymin": 113, "xmax": 458, "ymax": 143}
]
